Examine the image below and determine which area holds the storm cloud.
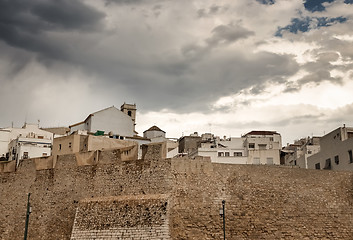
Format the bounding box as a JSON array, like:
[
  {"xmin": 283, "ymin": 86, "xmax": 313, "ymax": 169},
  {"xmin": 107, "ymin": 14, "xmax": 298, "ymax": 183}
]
[{"xmin": 0, "ymin": 0, "xmax": 353, "ymax": 144}]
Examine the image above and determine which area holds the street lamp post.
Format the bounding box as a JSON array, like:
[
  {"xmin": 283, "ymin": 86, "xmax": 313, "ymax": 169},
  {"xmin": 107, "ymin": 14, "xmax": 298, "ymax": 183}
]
[
  {"xmin": 219, "ymin": 200, "xmax": 226, "ymax": 240},
  {"xmin": 24, "ymin": 193, "xmax": 32, "ymax": 240}
]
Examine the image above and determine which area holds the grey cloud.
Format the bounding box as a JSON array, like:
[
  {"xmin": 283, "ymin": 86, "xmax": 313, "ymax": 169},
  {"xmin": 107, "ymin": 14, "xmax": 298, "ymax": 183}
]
[
  {"xmin": 299, "ymin": 70, "xmax": 341, "ymax": 85},
  {"xmin": 197, "ymin": 5, "xmax": 229, "ymax": 18},
  {"xmin": 206, "ymin": 23, "xmax": 255, "ymax": 46},
  {"xmin": 0, "ymin": 0, "xmax": 105, "ymax": 62}
]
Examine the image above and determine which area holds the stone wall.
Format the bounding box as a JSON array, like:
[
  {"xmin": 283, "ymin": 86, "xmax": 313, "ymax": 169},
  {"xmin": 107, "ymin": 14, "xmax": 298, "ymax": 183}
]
[
  {"xmin": 70, "ymin": 195, "xmax": 169, "ymax": 239},
  {"xmin": 1, "ymin": 143, "xmax": 353, "ymax": 239},
  {"xmin": 0, "ymin": 144, "xmax": 171, "ymax": 240},
  {"xmin": 170, "ymin": 158, "xmax": 353, "ymax": 239}
]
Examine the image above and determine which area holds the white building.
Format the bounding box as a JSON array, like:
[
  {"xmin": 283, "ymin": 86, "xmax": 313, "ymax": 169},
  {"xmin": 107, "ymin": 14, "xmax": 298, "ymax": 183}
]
[
  {"xmin": 70, "ymin": 104, "xmax": 136, "ymax": 138},
  {"xmin": 0, "ymin": 123, "xmax": 53, "ymax": 166},
  {"xmin": 244, "ymin": 131, "xmax": 282, "ymax": 165},
  {"xmin": 282, "ymin": 137, "xmax": 320, "ymax": 168},
  {"xmin": 188, "ymin": 131, "xmax": 282, "ymax": 165},
  {"xmin": 143, "ymin": 126, "xmax": 179, "ymax": 158},
  {"xmin": 307, "ymin": 126, "xmax": 353, "ymax": 171}
]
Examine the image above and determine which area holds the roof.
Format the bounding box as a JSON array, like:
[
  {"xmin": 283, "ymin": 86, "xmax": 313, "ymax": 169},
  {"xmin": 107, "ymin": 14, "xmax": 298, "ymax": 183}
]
[
  {"xmin": 69, "ymin": 121, "xmax": 85, "ymax": 128},
  {"xmin": 143, "ymin": 125, "xmax": 165, "ymax": 133},
  {"xmin": 244, "ymin": 131, "xmax": 278, "ymax": 136}
]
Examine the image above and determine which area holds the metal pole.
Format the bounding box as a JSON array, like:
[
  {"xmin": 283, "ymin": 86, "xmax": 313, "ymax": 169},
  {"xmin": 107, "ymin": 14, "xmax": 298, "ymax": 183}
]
[
  {"xmin": 24, "ymin": 193, "xmax": 31, "ymax": 240},
  {"xmin": 222, "ymin": 200, "xmax": 225, "ymax": 240}
]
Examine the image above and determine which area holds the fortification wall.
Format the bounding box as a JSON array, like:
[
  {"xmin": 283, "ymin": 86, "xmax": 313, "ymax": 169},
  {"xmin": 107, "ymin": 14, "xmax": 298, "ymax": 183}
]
[
  {"xmin": 170, "ymin": 158, "xmax": 353, "ymax": 239},
  {"xmin": 1, "ymin": 143, "xmax": 353, "ymax": 239},
  {"xmin": 0, "ymin": 144, "xmax": 171, "ymax": 240}
]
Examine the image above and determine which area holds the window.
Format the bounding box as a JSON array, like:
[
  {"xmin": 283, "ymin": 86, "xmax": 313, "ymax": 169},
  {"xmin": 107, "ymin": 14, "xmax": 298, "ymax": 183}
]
[
  {"xmin": 334, "ymin": 155, "xmax": 339, "ymax": 165},
  {"xmin": 308, "ymin": 150, "xmax": 312, "ymax": 154},
  {"xmin": 249, "ymin": 143, "xmax": 255, "ymax": 148},
  {"xmin": 225, "ymin": 152, "xmax": 230, "ymax": 157},
  {"xmin": 23, "ymin": 152, "xmax": 28, "ymax": 159},
  {"xmin": 218, "ymin": 152, "xmax": 224, "ymax": 157},
  {"xmin": 267, "ymin": 158, "xmax": 273, "ymax": 165},
  {"xmin": 315, "ymin": 163, "xmax": 320, "ymax": 169},
  {"xmin": 42, "ymin": 153, "xmax": 47, "ymax": 156},
  {"xmin": 294, "ymin": 160, "xmax": 297, "ymax": 165},
  {"xmin": 59, "ymin": 144, "xmax": 62, "ymax": 150},
  {"xmin": 269, "ymin": 137, "xmax": 273, "ymax": 141},
  {"xmin": 324, "ymin": 158, "xmax": 331, "ymax": 170},
  {"xmin": 234, "ymin": 152, "xmax": 242, "ymax": 157},
  {"xmin": 253, "ymin": 158, "xmax": 260, "ymax": 164},
  {"xmin": 349, "ymin": 150, "xmax": 353, "ymax": 164},
  {"xmin": 69, "ymin": 142, "xmax": 72, "ymax": 148},
  {"xmin": 259, "ymin": 144, "xmax": 267, "ymax": 150},
  {"xmin": 128, "ymin": 110, "xmax": 132, "ymax": 117}
]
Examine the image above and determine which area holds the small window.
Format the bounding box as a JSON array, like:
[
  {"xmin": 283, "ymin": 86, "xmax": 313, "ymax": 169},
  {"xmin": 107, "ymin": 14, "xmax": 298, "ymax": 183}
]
[
  {"xmin": 59, "ymin": 144, "xmax": 62, "ymax": 150},
  {"xmin": 294, "ymin": 160, "xmax": 297, "ymax": 165},
  {"xmin": 324, "ymin": 158, "xmax": 331, "ymax": 170},
  {"xmin": 42, "ymin": 153, "xmax": 47, "ymax": 156},
  {"xmin": 234, "ymin": 152, "xmax": 242, "ymax": 157},
  {"xmin": 259, "ymin": 144, "xmax": 267, "ymax": 150},
  {"xmin": 334, "ymin": 155, "xmax": 339, "ymax": 165},
  {"xmin": 249, "ymin": 143, "xmax": 255, "ymax": 148},
  {"xmin": 38, "ymin": 135, "xmax": 44, "ymax": 139},
  {"xmin": 128, "ymin": 110, "xmax": 132, "ymax": 117},
  {"xmin": 267, "ymin": 157, "xmax": 273, "ymax": 165},
  {"xmin": 23, "ymin": 152, "xmax": 29, "ymax": 159},
  {"xmin": 225, "ymin": 152, "xmax": 230, "ymax": 157},
  {"xmin": 253, "ymin": 158, "xmax": 260, "ymax": 164},
  {"xmin": 308, "ymin": 150, "xmax": 312, "ymax": 154},
  {"xmin": 348, "ymin": 150, "xmax": 353, "ymax": 164},
  {"xmin": 69, "ymin": 142, "xmax": 72, "ymax": 148},
  {"xmin": 269, "ymin": 137, "xmax": 273, "ymax": 141},
  {"xmin": 218, "ymin": 152, "xmax": 224, "ymax": 157},
  {"xmin": 315, "ymin": 163, "xmax": 320, "ymax": 169}
]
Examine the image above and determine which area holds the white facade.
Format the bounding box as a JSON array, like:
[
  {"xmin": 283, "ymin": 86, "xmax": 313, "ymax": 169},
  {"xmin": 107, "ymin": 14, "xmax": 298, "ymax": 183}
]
[
  {"xmin": 307, "ymin": 126, "xmax": 353, "ymax": 171},
  {"xmin": 0, "ymin": 123, "xmax": 53, "ymax": 165},
  {"xmin": 0, "ymin": 129, "xmax": 10, "ymax": 159},
  {"xmin": 283, "ymin": 137, "xmax": 320, "ymax": 168},
  {"xmin": 244, "ymin": 131, "xmax": 282, "ymax": 165},
  {"xmin": 8, "ymin": 137, "xmax": 52, "ymax": 163},
  {"xmin": 190, "ymin": 131, "xmax": 282, "ymax": 165},
  {"xmin": 70, "ymin": 106, "xmax": 135, "ymax": 137}
]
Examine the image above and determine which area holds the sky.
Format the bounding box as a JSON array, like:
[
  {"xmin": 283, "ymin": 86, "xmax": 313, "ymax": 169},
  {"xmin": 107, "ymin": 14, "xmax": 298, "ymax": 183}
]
[{"xmin": 1, "ymin": 0, "xmax": 353, "ymax": 145}]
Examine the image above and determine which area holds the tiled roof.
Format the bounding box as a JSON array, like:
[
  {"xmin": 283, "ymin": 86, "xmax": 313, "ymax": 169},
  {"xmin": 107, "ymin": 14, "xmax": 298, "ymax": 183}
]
[
  {"xmin": 244, "ymin": 131, "xmax": 278, "ymax": 136},
  {"xmin": 143, "ymin": 125, "xmax": 165, "ymax": 133}
]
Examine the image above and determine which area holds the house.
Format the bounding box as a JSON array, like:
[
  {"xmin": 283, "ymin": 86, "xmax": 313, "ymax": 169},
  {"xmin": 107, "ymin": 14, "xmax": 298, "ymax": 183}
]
[
  {"xmin": 69, "ymin": 104, "xmax": 136, "ymax": 138},
  {"xmin": 189, "ymin": 133, "xmax": 248, "ymax": 164},
  {"xmin": 282, "ymin": 137, "xmax": 320, "ymax": 168},
  {"xmin": 184, "ymin": 130, "xmax": 282, "ymax": 165},
  {"xmin": 243, "ymin": 131, "xmax": 282, "ymax": 165},
  {"xmin": 307, "ymin": 125, "xmax": 353, "ymax": 171},
  {"xmin": 178, "ymin": 132, "xmax": 202, "ymax": 155},
  {"xmin": 52, "ymin": 132, "xmax": 138, "ymax": 163},
  {"xmin": 0, "ymin": 123, "xmax": 53, "ymax": 166},
  {"xmin": 143, "ymin": 126, "xmax": 179, "ymax": 158}
]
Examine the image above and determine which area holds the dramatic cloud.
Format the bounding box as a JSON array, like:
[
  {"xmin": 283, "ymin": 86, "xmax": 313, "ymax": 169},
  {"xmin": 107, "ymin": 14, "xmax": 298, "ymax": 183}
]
[{"xmin": 0, "ymin": 0, "xmax": 352, "ymax": 144}]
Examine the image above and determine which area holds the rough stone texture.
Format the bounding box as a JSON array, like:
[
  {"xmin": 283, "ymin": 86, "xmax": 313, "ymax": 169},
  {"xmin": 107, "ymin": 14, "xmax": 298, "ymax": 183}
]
[
  {"xmin": 1, "ymin": 143, "xmax": 353, "ymax": 239},
  {"xmin": 71, "ymin": 195, "xmax": 169, "ymax": 239},
  {"xmin": 170, "ymin": 159, "xmax": 353, "ymax": 239}
]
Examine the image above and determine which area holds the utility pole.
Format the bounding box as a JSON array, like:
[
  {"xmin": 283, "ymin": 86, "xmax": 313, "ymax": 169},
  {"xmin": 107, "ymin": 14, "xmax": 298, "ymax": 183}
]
[{"xmin": 24, "ymin": 193, "xmax": 31, "ymax": 240}]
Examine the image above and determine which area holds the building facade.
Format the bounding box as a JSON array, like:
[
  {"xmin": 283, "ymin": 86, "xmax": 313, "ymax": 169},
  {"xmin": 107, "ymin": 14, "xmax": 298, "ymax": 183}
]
[
  {"xmin": 185, "ymin": 131, "xmax": 282, "ymax": 165},
  {"xmin": 70, "ymin": 105, "xmax": 136, "ymax": 138},
  {"xmin": 307, "ymin": 126, "xmax": 353, "ymax": 171},
  {"xmin": 0, "ymin": 123, "xmax": 53, "ymax": 166},
  {"xmin": 282, "ymin": 137, "xmax": 320, "ymax": 168}
]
